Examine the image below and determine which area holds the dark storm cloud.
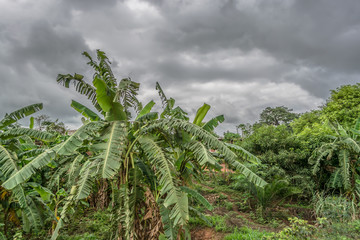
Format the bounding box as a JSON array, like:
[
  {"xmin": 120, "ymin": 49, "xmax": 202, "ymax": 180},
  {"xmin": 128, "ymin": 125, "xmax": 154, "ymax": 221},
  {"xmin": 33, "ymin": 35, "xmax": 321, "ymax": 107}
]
[{"xmin": 0, "ymin": 0, "xmax": 359, "ymax": 132}]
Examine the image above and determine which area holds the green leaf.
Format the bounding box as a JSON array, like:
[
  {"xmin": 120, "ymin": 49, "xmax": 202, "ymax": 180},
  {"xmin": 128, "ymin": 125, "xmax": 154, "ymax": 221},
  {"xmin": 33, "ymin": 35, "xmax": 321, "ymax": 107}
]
[
  {"xmin": 0, "ymin": 103, "xmax": 43, "ymax": 129},
  {"xmin": 76, "ymin": 161, "xmax": 96, "ymax": 199},
  {"xmin": 339, "ymin": 149, "xmax": 350, "ymax": 190},
  {"xmin": 193, "ymin": 103, "xmax": 210, "ymax": 126},
  {"xmin": 135, "ymin": 100, "xmax": 155, "ymax": 120},
  {"xmin": 27, "ymin": 182, "xmax": 54, "ymax": 202},
  {"xmin": 101, "ymin": 121, "xmax": 127, "ymax": 178},
  {"xmin": 105, "ymin": 102, "xmax": 127, "ymax": 121},
  {"xmin": 115, "ymin": 78, "xmax": 142, "ymax": 116},
  {"xmin": 2, "ymin": 147, "xmax": 58, "ymax": 189},
  {"xmin": 185, "ymin": 141, "xmax": 217, "ymax": 166},
  {"xmin": 13, "ymin": 186, "xmax": 43, "ymax": 230},
  {"xmin": 160, "ymin": 204, "xmax": 176, "ymax": 240},
  {"xmin": 202, "ymin": 115, "xmax": 224, "ymax": 132},
  {"xmin": 71, "ymin": 100, "xmax": 101, "ymax": 121},
  {"xmin": 56, "ymin": 121, "xmax": 105, "ymax": 156},
  {"xmin": 139, "ymin": 136, "xmax": 189, "ymax": 226},
  {"xmin": 0, "ymin": 128, "xmax": 55, "ymax": 141},
  {"xmin": 180, "ymin": 186, "xmax": 213, "ymax": 210},
  {"xmin": 0, "ymin": 145, "xmax": 18, "ymax": 178},
  {"xmin": 225, "ymin": 143, "xmax": 261, "ymax": 164},
  {"xmin": 143, "ymin": 119, "xmax": 267, "ymax": 187},
  {"xmin": 93, "ymin": 76, "xmax": 114, "ymax": 112},
  {"xmin": 57, "ymin": 73, "xmax": 102, "ymax": 113},
  {"xmin": 29, "ymin": 117, "xmax": 34, "ymax": 129}
]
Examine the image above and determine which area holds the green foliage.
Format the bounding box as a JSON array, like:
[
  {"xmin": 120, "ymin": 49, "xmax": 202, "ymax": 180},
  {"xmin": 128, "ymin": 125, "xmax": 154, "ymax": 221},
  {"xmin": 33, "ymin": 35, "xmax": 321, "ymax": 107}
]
[
  {"xmin": 223, "ymin": 131, "xmax": 242, "ymax": 144},
  {"xmin": 224, "ymin": 227, "xmax": 270, "ymax": 240},
  {"xmin": 71, "ymin": 100, "xmax": 101, "ymax": 121},
  {"xmin": 2, "ymin": 50, "xmax": 266, "ymax": 240},
  {"xmin": 291, "ymin": 110, "xmax": 323, "ymax": 135},
  {"xmin": 309, "ymin": 120, "xmax": 360, "ymax": 193},
  {"xmin": 208, "ymin": 214, "xmax": 232, "ymax": 232},
  {"xmin": 0, "ymin": 103, "xmax": 43, "ymax": 129},
  {"xmin": 313, "ymin": 194, "xmax": 357, "ymax": 222},
  {"xmin": 259, "ymin": 106, "xmax": 298, "ymax": 126},
  {"xmin": 265, "ymin": 217, "xmax": 316, "ymax": 240},
  {"xmin": 322, "ymin": 83, "xmax": 360, "ymax": 126},
  {"xmin": 224, "ymin": 201, "xmax": 234, "ymax": 211},
  {"xmin": 249, "ymin": 179, "xmax": 302, "ymax": 217}
]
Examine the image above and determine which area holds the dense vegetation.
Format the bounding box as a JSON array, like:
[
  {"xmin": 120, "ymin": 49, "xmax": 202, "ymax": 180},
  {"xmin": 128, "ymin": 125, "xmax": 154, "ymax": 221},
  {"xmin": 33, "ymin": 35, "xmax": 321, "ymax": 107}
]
[{"xmin": 1, "ymin": 51, "xmax": 360, "ymax": 239}]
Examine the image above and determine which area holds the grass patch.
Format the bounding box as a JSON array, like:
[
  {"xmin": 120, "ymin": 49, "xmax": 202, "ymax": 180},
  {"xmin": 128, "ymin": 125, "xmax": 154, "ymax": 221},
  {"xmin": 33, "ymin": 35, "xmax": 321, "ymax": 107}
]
[{"xmin": 224, "ymin": 226, "xmax": 270, "ymax": 240}]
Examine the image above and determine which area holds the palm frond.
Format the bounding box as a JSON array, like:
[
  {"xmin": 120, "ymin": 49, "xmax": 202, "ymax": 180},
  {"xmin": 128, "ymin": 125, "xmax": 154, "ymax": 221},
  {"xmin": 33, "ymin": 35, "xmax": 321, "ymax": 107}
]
[
  {"xmin": 156, "ymin": 82, "xmax": 168, "ymax": 108},
  {"xmin": 119, "ymin": 184, "xmax": 135, "ymax": 239},
  {"xmin": 329, "ymin": 168, "xmax": 343, "ymax": 189},
  {"xmin": 343, "ymin": 137, "xmax": 360, "ymax": 153},
  {"xmin": 188, "ymin": 206, "xmax": 212, "ymax": 227},
  {"xmin": 83, "ymin": 50, "xmax": 117, "ymax": 89}
]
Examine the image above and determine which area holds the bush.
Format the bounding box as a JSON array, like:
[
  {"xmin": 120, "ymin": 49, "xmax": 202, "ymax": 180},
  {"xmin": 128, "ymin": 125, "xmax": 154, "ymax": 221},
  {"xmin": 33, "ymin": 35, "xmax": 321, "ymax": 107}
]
[
  {"xmin": 313, "ymin": 194, "xmax": 357, "ymax": 222},
  {"xmin": 265, "ymin": 217, "xmax": 316, "ymax": 240},
  {"xmin": 208, "ymin": 215, "xmax": 232, "ymax": 232}
]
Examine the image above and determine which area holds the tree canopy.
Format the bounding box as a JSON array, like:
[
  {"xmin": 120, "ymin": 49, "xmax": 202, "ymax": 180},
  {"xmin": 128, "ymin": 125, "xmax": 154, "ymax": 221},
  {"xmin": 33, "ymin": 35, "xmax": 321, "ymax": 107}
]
[{"xmin": 259, "ymin": 106, "xmax": 298, "ymax": 126}]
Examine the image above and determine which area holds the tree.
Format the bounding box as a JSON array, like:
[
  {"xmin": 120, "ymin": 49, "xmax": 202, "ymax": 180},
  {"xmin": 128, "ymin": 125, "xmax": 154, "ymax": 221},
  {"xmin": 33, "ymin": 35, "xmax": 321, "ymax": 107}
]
[
  {"xmin": 237, "ymin": 123, "xmax": 252, "ymax": 138},
  {"xmin": 0, "ymin": 103, "xmax": 56, "ymax": 235},
  {"xmin": 2, "ymin": 50, "xmax": 266, "ymax": 239},
  {"xmin": 34, "ymin": 115, "xmax": 67, "ymax": 135},
  {"xmin": 321, "ymin": 83, "xmax": 360, "ymax": 126},
  {"xmin": 291, "ymin": 110, "xmax": 322, "ymax": 135},
  {"xmin": 310, "ymin": 119, "xmax": 360, "ymax": 198},
  {"xmin": 259, "ymin": 106, "xmax": 298, "ymax": 126}
]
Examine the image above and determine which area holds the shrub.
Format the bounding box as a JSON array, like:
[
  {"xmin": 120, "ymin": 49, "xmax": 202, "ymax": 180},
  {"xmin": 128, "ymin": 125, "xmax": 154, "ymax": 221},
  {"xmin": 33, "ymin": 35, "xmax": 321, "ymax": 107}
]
[
  {"xmin": 313, "ymin": 194, "xmax": 357, "ymax": 222},
  {"xmin": 208, "ymin": 215, "xmax": 232, "ymax": 232},
  {"xmin": 265, "ymin": 217, "xmax": 316, "ymax": 240}
]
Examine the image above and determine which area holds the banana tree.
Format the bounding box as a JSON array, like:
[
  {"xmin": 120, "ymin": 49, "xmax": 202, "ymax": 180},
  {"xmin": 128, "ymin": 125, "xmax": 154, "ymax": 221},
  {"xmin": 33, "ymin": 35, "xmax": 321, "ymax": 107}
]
[
  {"xmin": 310, "ymin": 119, "xmax": 360, "ymax": 198},
  {"xmin": 3, "ymin": 50, "xmax": 266, "ymax": 239},
  {"xmin": 0, "ymin": 103, "xmax": 56, "ymax": 235}
]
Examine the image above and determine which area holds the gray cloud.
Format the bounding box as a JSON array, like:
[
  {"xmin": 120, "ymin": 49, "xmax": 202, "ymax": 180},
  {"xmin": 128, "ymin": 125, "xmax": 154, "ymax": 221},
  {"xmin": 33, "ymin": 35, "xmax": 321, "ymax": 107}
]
[{"xmin": 1, "ymin": 0, "xmax": 359, "ymax": 133}]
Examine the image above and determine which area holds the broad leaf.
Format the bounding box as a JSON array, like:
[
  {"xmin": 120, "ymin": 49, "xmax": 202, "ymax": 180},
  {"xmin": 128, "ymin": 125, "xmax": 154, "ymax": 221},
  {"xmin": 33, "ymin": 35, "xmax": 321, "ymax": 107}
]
[
  {"xmin": 193, "ymin": 103, "xmax": 210, "ymax": 126},
  {"xmin": 101, "ymin": 121, "xmax": 127, "ymax": 178},
  {"xmin": 71, "ymin": 100, "xmax": 101, "ymax": 121},
  {"xmin": 0, "ymin": 103, "xmax": 43, "ymax": 129}
]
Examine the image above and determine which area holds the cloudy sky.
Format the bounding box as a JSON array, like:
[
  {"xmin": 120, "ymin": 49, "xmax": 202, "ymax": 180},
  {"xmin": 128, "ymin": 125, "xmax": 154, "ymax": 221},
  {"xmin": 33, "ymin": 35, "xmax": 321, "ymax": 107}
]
[{"xmin": 1, "ymin": 0, "xmax": 360, "ymax": 133}]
